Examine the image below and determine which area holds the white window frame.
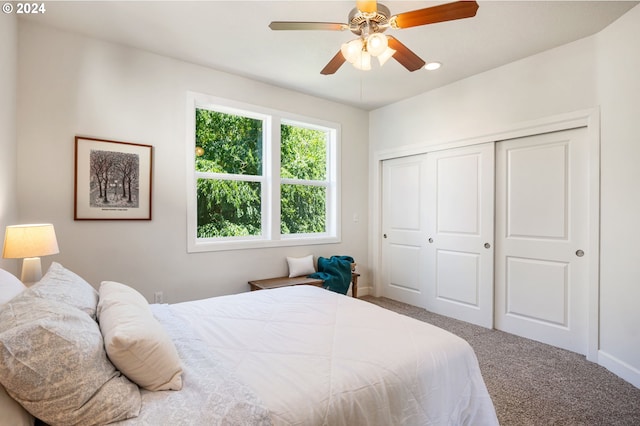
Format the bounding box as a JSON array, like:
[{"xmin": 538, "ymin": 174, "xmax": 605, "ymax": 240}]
[{"xmin": 186, "ymin": 92, "xmax": 341, "ymax": 252}]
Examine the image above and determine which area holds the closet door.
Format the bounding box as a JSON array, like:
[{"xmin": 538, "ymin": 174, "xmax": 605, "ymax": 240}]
[
  {"xmin": 381, "ymin": 155, "xmax": 429, "ymax": 306},
  {"xmin": 424, "ymin": 143, "xmax": 495, "ymax": 328},
  {"xmin": 495, "ymin": 128, "xmax": 589, "ymax": 354}
]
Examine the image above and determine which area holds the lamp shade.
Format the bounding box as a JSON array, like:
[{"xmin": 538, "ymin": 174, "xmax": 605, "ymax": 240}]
[
  {"xmin": 366, "ymin": 33, "xmax": 388, "ymax": 57},
  {"xmin": 377, "ymin": 46, "xmax": 397, "ymax": 66},
  {"xmin": 341, "ymin": 38, "xmax": 364, "ymax": 64},
  {"xmin": 3, "ymin": 224, "xmax": 59, "ymax": 259},
  {"xmin": 352, "ymin": 51, "xmax": 371, "ymax": 70}
]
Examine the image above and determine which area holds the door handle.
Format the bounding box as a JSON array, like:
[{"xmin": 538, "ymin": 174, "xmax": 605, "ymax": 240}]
[
  {"xmin": 484, "ymin": 243, "xmax": 491, "ymax": 249},
  {"xmin": 383, "ymin": 234, "xmax": 387, "ymax": 239},
  {"xmin": 428, "ymin": 237, "xmax": 433, "ymax": 243},
  {"xmin": 576, "ymin": 249, "xmax": 585, "ymax": 257}
]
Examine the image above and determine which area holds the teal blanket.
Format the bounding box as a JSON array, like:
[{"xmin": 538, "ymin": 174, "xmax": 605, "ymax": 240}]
[{"xmin": 308, "ymin": 255, "xmax": 354, "ymax": 295}]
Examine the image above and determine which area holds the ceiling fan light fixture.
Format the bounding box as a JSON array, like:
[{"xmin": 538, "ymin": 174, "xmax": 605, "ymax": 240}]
[
  {"xmin": 352, "ymin": 50, "xmax": 371, "ymax": 70},
  {"xmin": 341, "ymin": 38, "xmax": 364, "ymax": 64},
  {"xmin": 377, "ymin": 46, "xmax": 396, "ymax": 66},
  {"xmin": 366, "ymin": 33, "xmax": 388, "ymax": 56}
]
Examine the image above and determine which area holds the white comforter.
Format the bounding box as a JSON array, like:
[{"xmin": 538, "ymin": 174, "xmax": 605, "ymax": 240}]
[{"xmin": 168, "ymin": 285, "xmax": 498, "ymax": 426}]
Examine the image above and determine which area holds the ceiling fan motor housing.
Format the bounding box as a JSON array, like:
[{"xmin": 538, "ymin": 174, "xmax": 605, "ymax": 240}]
[{"xmin": 348, "ymin": 3, "xmax": 391, "ymax": 35}]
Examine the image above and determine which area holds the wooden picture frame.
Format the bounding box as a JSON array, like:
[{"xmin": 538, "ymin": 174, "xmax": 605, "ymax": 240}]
[{"xmin": 74, "ymin": 136, "xmax": 153, "ymax": 220}]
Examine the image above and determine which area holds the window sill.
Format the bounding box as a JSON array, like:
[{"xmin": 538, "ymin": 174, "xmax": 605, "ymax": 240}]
[{"xmin": 187, "ymin": 235, "xmax": 341, "ymax": 253}]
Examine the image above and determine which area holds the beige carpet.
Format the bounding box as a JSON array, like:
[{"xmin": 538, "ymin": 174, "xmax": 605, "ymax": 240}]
[{"xmin": 362, "ymin": 296, "xmax": 640, "ymax": 425}]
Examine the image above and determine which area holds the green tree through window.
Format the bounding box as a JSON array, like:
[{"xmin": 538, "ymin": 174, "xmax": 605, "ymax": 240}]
[
  {"xmin": 280, "ymin": 124, "xmax": 327, "ymax": 234},
  {"xmin": 195, "ymin": 109, "xmax": 263, "ymax": 237}
]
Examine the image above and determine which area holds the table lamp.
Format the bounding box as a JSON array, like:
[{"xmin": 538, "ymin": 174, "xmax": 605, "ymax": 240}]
[{"xmin": 2, "ymin": 224, "xmax": 59, "ymax": 286}]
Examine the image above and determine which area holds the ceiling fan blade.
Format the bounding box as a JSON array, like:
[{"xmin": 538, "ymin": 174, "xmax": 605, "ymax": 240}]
[
  {"xmin": 393, "ymin": 1, "xmax": 479, "ymax": 29},
  {"xmin": 321, "ymin": 51, "xmax": 347, "ymax": 75},
  {"xmin": 356, "ymin": 0, "xmax": 377, "ymax": 14},
  {"xmin": 387, "ymin": 36, "xmax": 426, "ymax": 72},
  {"xmin": 269, "ymin": 21, "xmax": 348, "ymax": 31}
]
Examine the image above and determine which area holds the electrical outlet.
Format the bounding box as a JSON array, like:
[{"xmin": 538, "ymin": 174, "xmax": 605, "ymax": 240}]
[{"xmin": 154, "ymin": 291, "xmax": 164, "ymax": 304}]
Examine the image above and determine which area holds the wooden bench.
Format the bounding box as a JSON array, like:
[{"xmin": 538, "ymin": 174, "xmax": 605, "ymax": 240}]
[
  {"xmin": 248, "ymin": 272, "xmax": 360, "ymax": 297},
  {"xmin": 248, "ymin": 276, "xmax": 324, "ymax": 291}
]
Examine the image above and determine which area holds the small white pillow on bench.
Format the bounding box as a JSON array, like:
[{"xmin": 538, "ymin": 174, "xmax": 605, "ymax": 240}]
[{"xmin": 287, "ymin": 255, "xmax": 315, "ymax": 277}]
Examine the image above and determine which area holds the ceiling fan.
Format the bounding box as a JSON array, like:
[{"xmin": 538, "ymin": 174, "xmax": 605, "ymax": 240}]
[{"xmin": 269, "ymin": 0, "xmax": 479, "ymax": 75}]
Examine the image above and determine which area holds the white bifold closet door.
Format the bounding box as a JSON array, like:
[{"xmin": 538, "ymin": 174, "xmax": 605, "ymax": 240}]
[{"xmin": 494, "ymin": 128, "xmax": 589, "ymax": 355}]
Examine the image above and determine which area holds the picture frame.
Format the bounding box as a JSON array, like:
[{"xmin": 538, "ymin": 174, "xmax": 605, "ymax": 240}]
[{"xmin": 74, "ymin": 136, "xmax": 153, "ymax": 220}]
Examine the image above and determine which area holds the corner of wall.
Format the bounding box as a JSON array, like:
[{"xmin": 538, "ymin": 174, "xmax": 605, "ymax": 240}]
[
  {"xmin": 594, "ymin": 2, "xmax": 640, "ymax": 388},
  {"xmin": 0, "ymin": 13, "xmax": 19, "ymax": 273}
]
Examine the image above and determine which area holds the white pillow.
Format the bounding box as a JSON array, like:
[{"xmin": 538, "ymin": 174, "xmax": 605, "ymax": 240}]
[
  {"xmin": 97, "ymin": 281, "xmax": 183, "ymax": 391},
  {"xmin": 0, "ymin": 268, "xmax": 26, "ymax": 305},
  {"xmin": 287, "ymin": 255, "xmax": 315, "ymax": 277}
]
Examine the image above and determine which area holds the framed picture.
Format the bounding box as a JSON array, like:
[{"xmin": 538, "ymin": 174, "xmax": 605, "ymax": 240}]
[{"xmin": 74, "ymin": 136, "xmax": 153, "ymax": 220}]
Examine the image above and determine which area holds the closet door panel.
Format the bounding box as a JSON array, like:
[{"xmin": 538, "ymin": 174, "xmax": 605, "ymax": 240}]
[
  {"xmin": 381, "ymin": 155, "xmax": 428, "ymax": 306},
  {"xmin": 425, "ymin": 143, "xmax": 495, "ymax": 328},
  {"xmin": 495, "ymin": 128, "xmax": 589, "ymax": 355}
]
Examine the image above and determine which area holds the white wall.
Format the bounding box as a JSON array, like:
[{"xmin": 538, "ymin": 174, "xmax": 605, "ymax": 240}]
[
  {"xmin": 369, "ymin": 5, "xmax": 640, "ymax": 387},
  {"xmin": 0, "ymin": 13, "xmax": 19, "ymax": 273},
  {"xmin": 369, "ymin": 35, "xmax": 596, "ymax": 152},
  {"xmin": 594, "ymin": 5, "xmax": 640, "ymax": 388},
  {"xmin": 15, "ymin": 21, "xmax": 370, "ymax": 302}
]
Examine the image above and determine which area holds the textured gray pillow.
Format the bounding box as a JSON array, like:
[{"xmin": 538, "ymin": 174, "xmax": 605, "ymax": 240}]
[
  {"xmin": 0, "ymin": 293, "xmax": 141, "ymax": 425},
  {"xmin": 29, "ymin": 262, "xmax": 99, "ymax": 319}
]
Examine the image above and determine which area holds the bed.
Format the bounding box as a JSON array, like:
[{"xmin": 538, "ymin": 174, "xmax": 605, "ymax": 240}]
[{"xmin": 0, "ymin": 263, "xmax": 498, "ymax": 426}]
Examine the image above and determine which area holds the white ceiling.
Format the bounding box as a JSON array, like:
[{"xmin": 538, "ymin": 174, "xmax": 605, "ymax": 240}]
[{"xmin": 19, "ymin": 1, "xmax": 637, "ymax": 110}]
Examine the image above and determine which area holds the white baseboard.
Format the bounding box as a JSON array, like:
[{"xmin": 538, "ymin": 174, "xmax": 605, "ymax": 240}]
[
  {"xmin": 356, "ymin": 286, "xmax": 372, "ymax": 297},
  {"xmin": 598, "ymin": 350, "xmax": 640, "ymax": 389}
]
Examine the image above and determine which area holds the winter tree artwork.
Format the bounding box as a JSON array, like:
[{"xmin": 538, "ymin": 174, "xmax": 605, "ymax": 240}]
[
  {"xmin": 90, "ymin": 150, "xmax": 140, "ymax": 208},
  {"xmin": 75, "ymin": 137, "xmax": 153, "ymax": 220}
]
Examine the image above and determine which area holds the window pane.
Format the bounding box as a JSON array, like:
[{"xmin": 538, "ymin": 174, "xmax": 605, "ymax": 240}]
[
  {"xmin": 195, "ymin": 109, "xmax": 263, "ymax": 175},
  {"xmin": 281, "ymin": 124, "xmax": 327, "ymax": 180},
  {"xmin": 281, "ymin": 184, "xmax": 326, "ymax": 234},
  {"xmin": 197, "ymin": 179, "xmax": 261, "ymax": 237}
]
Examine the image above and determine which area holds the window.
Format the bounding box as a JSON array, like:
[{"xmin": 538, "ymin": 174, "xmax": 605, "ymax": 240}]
[
  {"xmin": 194, "ymin": 108, "xmax": 264, "ymax": 238},
  {"xmin": 187, "ymin": 93, "xmax": 340, "ymax": 252},
  {"xmin": 280, "ymin": 122, "xmax": 328, "ymax": 236}
]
